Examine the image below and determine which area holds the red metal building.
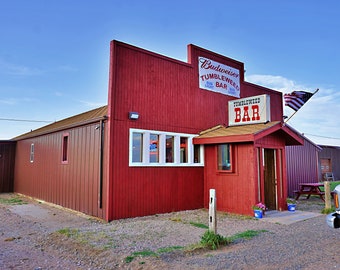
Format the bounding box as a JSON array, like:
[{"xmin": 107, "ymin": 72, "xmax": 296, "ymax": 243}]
[{"xmin": 11, "ymin": 40, "xmax": 304, "ymax": 221}]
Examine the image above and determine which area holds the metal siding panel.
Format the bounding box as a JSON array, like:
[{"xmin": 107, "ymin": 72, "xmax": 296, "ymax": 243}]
[
  {"xmin": 286, "ymin": 139, "xmax": 319, "ymax": 197},
  {"xmin": 13, "ymin": 122, "xmax": 105, "ymax": 219}
]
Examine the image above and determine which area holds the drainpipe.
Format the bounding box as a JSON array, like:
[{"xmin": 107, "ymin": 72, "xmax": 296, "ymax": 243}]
[{"xmin": 98, "ymin": 117, "xmax": 107, "ymax": 209}]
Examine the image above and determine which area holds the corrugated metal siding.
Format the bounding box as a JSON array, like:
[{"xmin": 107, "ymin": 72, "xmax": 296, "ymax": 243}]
[
  {"xmin": 0, "ymin": 141, "xmax": 16, "ymax": 192},
  {"xmin": 14, "ymin": 122, "xmax": 106, "ymax": 219},
  {"xmin": 286, "ymin": 139, "xmax": 320, "ymax": 197}
]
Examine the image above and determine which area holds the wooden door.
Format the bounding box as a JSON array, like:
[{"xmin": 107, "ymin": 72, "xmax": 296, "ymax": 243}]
[{"xmin": 264, "ymin": 149, "xmax": 277, "ymax": 210}]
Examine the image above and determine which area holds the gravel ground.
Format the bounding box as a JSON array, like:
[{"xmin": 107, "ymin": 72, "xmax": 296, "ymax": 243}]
[{"xmin": 0, "ymin": 193, "xmax": 340, "ymax": 269}]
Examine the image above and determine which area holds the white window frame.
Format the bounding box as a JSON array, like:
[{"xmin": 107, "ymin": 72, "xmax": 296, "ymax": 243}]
[{"xmin": 129, "ymin": 128, "xmax": 204, "ymax": 167}]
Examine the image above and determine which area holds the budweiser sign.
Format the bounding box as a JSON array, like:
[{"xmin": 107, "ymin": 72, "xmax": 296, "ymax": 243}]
[
  {"xmin": 228, "ymin": 94, "xmax": 271, "ymax": 126},
  {"xmin": 198, "ymin": 57, "xmax": 240, "ymax": 98}
]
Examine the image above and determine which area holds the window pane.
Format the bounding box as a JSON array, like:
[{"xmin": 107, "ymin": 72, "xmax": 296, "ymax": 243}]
[
  {"xmin": 166, "ymin": 135, "xmax": 174, "ymax": 163},
  {"xmin": 180, "ymin": 137, "xmax": 188, "ymax": 163},
  {"xmin": 30, "ymin": 143, "xmax": 34, "ymax": 163},
  {"xmin": 194, "ymin": 145, "xmax": 200, "ymax": 163},
  {"xmin": 62, "ymin": 135, "xmax": 68, "ymax": 162},
  {"xmin": 132, "ymin": 133, "xmax": 143, "ymax": 162},
  {"xmin": 150, "ymin": 134, "xmax": 159, "ymax": 163},
  {"xmin": 218, "ymin": 144, "xmax": 231, "ymax": 170}
]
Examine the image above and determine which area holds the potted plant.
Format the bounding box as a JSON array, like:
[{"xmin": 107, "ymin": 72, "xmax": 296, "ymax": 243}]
[
  {"xmin": 286, "ymin": 198, "xmax": 297, "ymax": 212},
  {"xmin": 252, "ymin": 202, "xmax": 266, "ymax": 218}
]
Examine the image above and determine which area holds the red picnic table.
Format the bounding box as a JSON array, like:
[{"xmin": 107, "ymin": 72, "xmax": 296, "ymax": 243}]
[{"xmin": 294, "ymin": 183, "xmax": 325, "ymax": 201}]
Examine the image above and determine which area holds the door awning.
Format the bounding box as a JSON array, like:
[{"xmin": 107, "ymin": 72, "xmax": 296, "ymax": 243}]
[{"xmin": 193, "ymin": 121, "xmax": 303, "ymax": 146}]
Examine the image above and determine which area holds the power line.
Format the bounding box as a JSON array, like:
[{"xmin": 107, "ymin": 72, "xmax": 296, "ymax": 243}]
[{"xmin": 0, "ymin": 118, "xmax": 53, "ymax": 123}]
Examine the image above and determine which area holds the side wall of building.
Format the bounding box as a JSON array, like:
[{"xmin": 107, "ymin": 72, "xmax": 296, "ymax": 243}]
[
  {"xmin": 14, "ymin": 122, "xmax": 106, "ymax": 219},
  {"xmin": 285, "ymin": 139, "xmax": 320, "ymax": 197}
]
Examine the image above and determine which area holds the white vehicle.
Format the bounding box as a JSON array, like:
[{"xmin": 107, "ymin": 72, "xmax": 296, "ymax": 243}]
[{"xmin": 326, "ymin": 185, "xmax": 340, "ymax": 229}]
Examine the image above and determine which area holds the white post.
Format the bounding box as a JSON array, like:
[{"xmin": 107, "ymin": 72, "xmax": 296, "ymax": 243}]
[{"xmin": 209, "ymin": 189, "xmax": 217, "ymax": 234}]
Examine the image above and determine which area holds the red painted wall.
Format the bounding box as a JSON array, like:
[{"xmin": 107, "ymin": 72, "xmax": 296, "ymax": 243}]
[
  {"xmin": 107, "ymin": 41, "xmax": 285, "ymax": 219},
  {"xmin": 203, "ymin": 143, "xmax": 258, "ymax": 216},
  {"xmin": 14, "ymin": 122, "xmax": 106, "ymax": 219}
]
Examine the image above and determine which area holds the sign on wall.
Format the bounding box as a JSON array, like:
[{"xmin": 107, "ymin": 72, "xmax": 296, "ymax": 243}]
[
  {"xmin": 228, "ymin": 94, "xmax": 271, "ymax": 126},
  {"xmin": 198, "ymin": 56, "xmax": 240, "ymax": 98}
]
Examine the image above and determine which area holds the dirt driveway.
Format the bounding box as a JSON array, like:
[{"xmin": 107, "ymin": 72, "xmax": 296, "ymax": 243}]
[{"xmin": 1, "ymin": 193, "xmax": 340, "ymax": 269}]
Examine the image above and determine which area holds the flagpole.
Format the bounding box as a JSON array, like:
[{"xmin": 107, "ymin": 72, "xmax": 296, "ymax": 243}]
[{"xmin": 284, "ymin": 88, "xmax": 319, "ymax": 124}]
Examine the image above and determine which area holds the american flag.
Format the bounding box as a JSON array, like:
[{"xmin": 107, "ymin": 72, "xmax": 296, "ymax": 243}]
[{"xmin": 284, "ymin": 91, "xmax": 314, "ymax": 111}]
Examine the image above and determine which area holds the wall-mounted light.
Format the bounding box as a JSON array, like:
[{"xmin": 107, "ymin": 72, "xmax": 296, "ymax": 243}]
[{"xmin": 129, "ymin": 112, "xmax": 139, "ymax": 120}]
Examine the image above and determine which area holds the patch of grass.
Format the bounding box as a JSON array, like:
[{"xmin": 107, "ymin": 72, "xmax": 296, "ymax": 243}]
[
  {"xmin": 157, "ymin": 246, "xmax": 183, "ymax": 253},
  {"xmin": 0, "ymin": 196, "xmax": 27, "ymax": 205},
  {"xmin": 57, "ymin": 228, "xmax": 79, "ymax": 238},
  {"xmin": 322, "ymin": 207, "xmax": 336, "ymax": 214},
  {"xmin": 319, "ymin": 181, "xmax": 340, "ymax": 192},
  {"xmin": 125, "ymin": 246, "xmax": 184, "ymax": 263},
  {"xmin": 189, "ymin": 221, "xmax": 209, "ymax": 229},
  {"xmin": 125, "ymin": 250, "xmax": 158, "ymax": 263},
  {"xmin": 227, "ymin": 229, "xmax": 267, "ymax": 242},
  {"xmin": 187, "ymin": 229, "xmax": 267, "ymax": 252},
  {"xmin": 200, "ymin": 230, "xmax": 230, "ymax": 250}
]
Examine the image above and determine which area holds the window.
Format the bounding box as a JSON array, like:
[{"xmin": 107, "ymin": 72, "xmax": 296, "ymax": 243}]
[
  {"xmin": 166, "ymin": 135, "xmax": 174, "ymax": 163},
  {"xmin": 129, "ymin": 128, "xmax": 204, "ymax": 167},
  {"xmin": 149, "ymin": 134, "xmax": 159, "ymax": 163},
  {"xmin": 30, "ymin": 143, "xmax": 34, "ymax": 163},
  {"xmin": 194, "ymin": 145, "xmax": 201, "ymax": 163},
  {"xmin": 180, "ymin": 137, "xmax": 188, "ymax": 163},
  {"xmin": 217, "ymin": 144, "xmax": 232, "ymax": 171},
  {"xmin": 132, "ymin": 132, "xmax": 143, "ymax": 162},
  {"xmin": 62, "ymin": 134, "xmax": 69, "ymax": 163}
]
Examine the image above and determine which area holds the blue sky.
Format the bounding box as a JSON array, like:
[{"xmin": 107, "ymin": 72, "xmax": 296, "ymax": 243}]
[{"xmin": 1, "ymin": 1, "xmax": 340, "ymax": 145}]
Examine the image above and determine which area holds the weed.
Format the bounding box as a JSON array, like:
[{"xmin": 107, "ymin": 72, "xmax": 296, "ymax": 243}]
[
  {"xmin": 227, "ymin": 229, "xmax": 267, "ymax": 242},
  {"xmin": 189, "ymin": 221, "xmax": 209, "ymax": 229},
  {"xmin": 322, "ymin": 207, "xmax": 336, "ymax": 214},
  {"xmin": 0, "ymin": 196, "xmax": 27, "ymax": 205},
  {"xmin": 157, "ymin": 246, "xmax": 183, "ymax": 253},
  {"xmin": 57, "ymin": 228, "xmax": 79, "ymax": 238},
  {"xmin": 125, "ymin": 246, "xmax": 183, "ymax": 263},
  {"xmin": 200, "ymin": 230, "xmax": 230, "ymax": 250}
]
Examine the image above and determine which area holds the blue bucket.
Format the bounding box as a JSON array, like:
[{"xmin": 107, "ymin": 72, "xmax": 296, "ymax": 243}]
[
  {"xmin": 254, "ymin": 209, "xmax": 263, "ymax": 218},
  {"xmin": 287, "ymin": 204, "xmax": 296, "ymax": 212}
]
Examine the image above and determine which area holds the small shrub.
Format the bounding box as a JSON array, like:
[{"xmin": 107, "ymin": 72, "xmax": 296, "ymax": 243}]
[
  {"xmin": 322, "ymin": 207, "xmax": 335, "ymax": 214},
  {"xmin": 200, "ymin": 230, "xmax": 230, "ymax": 250}
]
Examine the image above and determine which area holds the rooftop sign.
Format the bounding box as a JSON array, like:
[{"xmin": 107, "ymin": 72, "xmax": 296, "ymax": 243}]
[
  {"xmin": 198, "ymin": 57, "xmax": 240, "ymax": 98},
  {"xmin": 228, "ymin": 94, "xmax": 271, "ymax": 126}
]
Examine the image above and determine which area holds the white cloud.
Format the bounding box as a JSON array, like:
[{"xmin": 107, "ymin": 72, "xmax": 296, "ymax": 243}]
[
  {"xmin": 79, "ymin": 100, "xmax": 107, "ymax": 108},
  {"xmin": 0, "ymin": 98, "xmax": 17, "ymax": 105},
  {"xmin": 0, "ymin": 59, "xmax": 44, "ymax": 76},
  {"xmin": 246, "ymin": 74, "xmax": 340, "ymax": 146}
]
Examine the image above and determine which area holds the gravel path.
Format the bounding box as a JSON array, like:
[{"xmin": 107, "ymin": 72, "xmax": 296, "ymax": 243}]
[{"xmin": 0, "ymin": 193, "xmax": 339, "ymax": 269}]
